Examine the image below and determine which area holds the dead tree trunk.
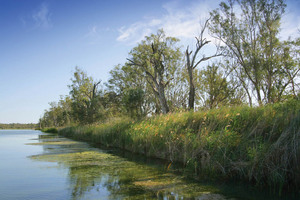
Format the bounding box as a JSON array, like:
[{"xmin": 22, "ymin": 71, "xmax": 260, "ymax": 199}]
[{"xmin": 186, "ymin": 18, "xmax": 222, "ymax": 110}]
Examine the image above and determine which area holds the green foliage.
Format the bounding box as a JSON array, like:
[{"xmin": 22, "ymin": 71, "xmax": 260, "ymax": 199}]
[
  {"xmin": 209, "ymin": 0, "xmax": 299, "ymax": 105},
  {"xmin": 41, "ymin": 127, "xmax": 58, "ymax": 133},
  {"xmin": 37, "ymin": 1, "xmax": 300, "ymax": 196},
  {"xmin": 0, "ymin": 123, "xmax": 38, "ymax": 129},
  {"xmin": 59, "ymin": 99, "xmax": 300, "ymax": 192},
  {"xmin": 106, "ymin": 63, "xmax": 153, "ymax": 118},
  {"xmin": 198, "ymin": 63, "xmax": 245, "ymax": 108},
  {"xmin": 127, "ymin": 29, "xmax": 183, "ymax": 114},
  {"xmin": 69, "ymin": 67, "xmax": 104, "ymax": 124},
  {"xmin": 39, "ymin": 96, "xmax": 73, "ymax": 128},
  {"xmin": 122, "ymin": 88, "xmax": 145, "ymax": 119}
]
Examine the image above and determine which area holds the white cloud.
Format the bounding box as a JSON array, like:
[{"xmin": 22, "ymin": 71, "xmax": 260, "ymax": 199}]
[
  {"xmin": 280, "ymin": 0, "xmax": 300, "ymax": 40},
  {"xmin": 85, "ymin": 26, "xmax": 99, "ymax": 37},
  {"xmin": 84, "ymin": 25, "xmax": 112, "ymax": 45},
  {"xmin": 117, "ymin": 22, "xmax": 153, "ymax": 44},
  {"xmin": 117, "ymin": 0, "xmax": 300, "ymax": 46},
  {"xmin": 32, "ymin": 3, "xmax": 52, "ymax": 29},
  {"xmin": 116, "ymin": 0, "xmax": 221, "ymax": 45},
  {"xmin": 20, "ymin": 2, "xmax": 52, "ymax": 30}
]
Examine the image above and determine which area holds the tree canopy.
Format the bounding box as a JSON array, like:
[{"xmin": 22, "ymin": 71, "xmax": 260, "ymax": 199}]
[{"xmin": 39, "ymin": 0, "xmax": 299, "ymax": 128}]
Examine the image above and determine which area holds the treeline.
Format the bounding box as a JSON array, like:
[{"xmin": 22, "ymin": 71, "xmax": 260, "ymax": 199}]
[
  {"xmin": 39, "ymin": 0, "xmax": 300, "ymax": 128},
  {"xmin": 0, "ymin": 123, "xmax": 38, "ymax": 129}
]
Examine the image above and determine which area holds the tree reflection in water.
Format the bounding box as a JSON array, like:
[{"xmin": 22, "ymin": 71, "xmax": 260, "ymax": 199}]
[{"xmin": 28, "ymin": 134, "xmax": 238, "ymax": 200}]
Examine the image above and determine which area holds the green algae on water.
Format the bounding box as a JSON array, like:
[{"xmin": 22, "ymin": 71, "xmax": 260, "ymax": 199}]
[{"xmin": 28, "ymin": 135, "xmax": 234, "ymax": 200}]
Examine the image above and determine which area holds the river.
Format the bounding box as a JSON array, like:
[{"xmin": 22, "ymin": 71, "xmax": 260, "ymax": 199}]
[{"xmin": 0, "ymin": 130, "xmax": 294, "ymax": 200}]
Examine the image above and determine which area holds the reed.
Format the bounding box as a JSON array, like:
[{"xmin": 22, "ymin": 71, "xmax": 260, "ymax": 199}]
[
  {"xmin": 41, "ymin": 127, "xmax": 58, "ymax": 133},
  {"xmin": 59, "ymin": 99, "xmax": 300, "ymax": 192}
]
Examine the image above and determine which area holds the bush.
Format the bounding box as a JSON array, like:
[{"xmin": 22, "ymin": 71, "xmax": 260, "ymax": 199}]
[{"xmin": 41, "ymin": 127, "xmax": 58, "ymax": 133}]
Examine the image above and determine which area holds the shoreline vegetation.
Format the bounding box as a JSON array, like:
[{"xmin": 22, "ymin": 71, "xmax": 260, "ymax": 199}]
[
  {"xmin": 41, "ymin": 127, "xmax": 58, "ymax": 133},
  {"xmin": 0, "ymin": 123, "xmax": 38, "ymax": 130},
  {"xmin": 38, "ymin": 0, "xmax": 300, "ymax": 197},
  {"xmin": 54, "ymin": 99, "xmax": 300, "ymax": 195}
]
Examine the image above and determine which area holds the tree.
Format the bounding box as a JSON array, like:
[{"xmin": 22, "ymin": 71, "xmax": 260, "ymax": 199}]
[
  {"xmin": 271, "ymin": 38, "xmax": 300, "ymax": 102},
  {"xmin": 185, "ymin": 19, "xmax": 222, "ymax": 110},
  {"xmin": 107, "ymin": 63, "xmax": 153, "ymax": 117},
  {"xmin": 39, "ymin": 95, "xmax": 73, "ymax": 128},
  {"xmin": 127, "ymin": 29, "xmax": 182, "ymax": 114},
  {"xmin": 122, "ymin": 88, "xmax": 145, "ymax": 119},
  {"xmin": 166, "ymin": 65, "xmax": 189, "ymax": 111},
  {"xmin": 198, "ymin": 63, "xmax": 244, "ymax": 109},
  {"xmin": 209, "ymin": 0, "xmax": 297, "ymax": 105},
  {"xmin": 69, "ymin": 67, "xmax": 103, "ymax": 124},
  {"xmin": 58, "ymin": 95, "xmax": 73, "ymax": 126}
]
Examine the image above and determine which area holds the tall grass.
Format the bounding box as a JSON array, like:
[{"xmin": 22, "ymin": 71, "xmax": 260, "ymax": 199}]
[
  {"xmin": 41, "ymin": 127, "xmax": 58, "ymax": 133},
  {"xmin": 59, "ymin": 99, "xmax": 300, "ymax": 192}
]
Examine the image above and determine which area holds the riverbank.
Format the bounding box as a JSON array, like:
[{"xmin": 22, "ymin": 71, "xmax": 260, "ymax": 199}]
[
  {"xmin": 0, "ymin": 123, "xmax": 37, "ymax": 129},
  {"xmin": 58, "ymin": 99, "xmax": 300, "ymax": 194}
]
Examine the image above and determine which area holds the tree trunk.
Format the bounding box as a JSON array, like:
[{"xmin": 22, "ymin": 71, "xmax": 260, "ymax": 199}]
[
  {"xmin": 157, "ymin": 83, "xmax": 169, "ymax": 114},
  {"xmin": 188, "ymin": 65, "xmax": 195, "ymax": 110}
]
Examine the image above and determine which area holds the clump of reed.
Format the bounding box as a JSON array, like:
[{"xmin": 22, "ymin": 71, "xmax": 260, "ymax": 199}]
[
  {"xmin": 59, "ymin": 99, "xmax": 300, "ymax": 193},
  {"xmin": 41, "ymin": 127, "xmax": 58, "ymax": 133}
]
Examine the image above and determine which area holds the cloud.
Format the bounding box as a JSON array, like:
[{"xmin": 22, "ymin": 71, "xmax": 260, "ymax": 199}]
[
  {"xmin": 85, "ymin": 26, "xmax": 100, "ymax": 37},
  {"xmin": 84, "ymin": 25, "xmax": 112, "ymax": 45},
  {"xmin": 280, "ymin": 0, "xmax": 300, "ymax": 40},
  {"xmin": 117, "ymin": 22, "xmax": 153, "ymax": 44},
  {"xmin": 21, "ymin": 2, "xmax": 52, "ymax": 30},
  {"xmin": 116, "ymin": 0, "xmax": 221, "ymax": 45},
  {"xmin": 117, "ymin": 0, "xmax": 300, "ymax": 46},
  {"xmin": 32, "ymin": 3, "xmax": 52, "ymax": 29}
]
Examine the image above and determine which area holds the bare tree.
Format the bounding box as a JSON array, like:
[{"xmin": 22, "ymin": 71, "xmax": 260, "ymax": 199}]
[{"xmin": 186, "ymin": 18, "xmax": 222, "ymax": 110}]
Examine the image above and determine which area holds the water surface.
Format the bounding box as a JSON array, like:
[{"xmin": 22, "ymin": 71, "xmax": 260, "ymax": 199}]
[{"xmin": 0, "ymin": 130, "xmax": 293, "ymax": 200}]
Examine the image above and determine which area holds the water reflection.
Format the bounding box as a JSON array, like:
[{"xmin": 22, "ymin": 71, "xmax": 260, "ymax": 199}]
[
  {"xmin": 29, "ymin": 134, "xmax": 231, "ymax": 200},
  {"xmin": 28, "ymin": 134, "xmax": 295, "ymax": 200}
]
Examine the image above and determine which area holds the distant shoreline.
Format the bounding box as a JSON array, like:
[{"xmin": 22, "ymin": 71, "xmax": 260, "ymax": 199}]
[{"xmin": 0, "ymin": 123, "xmax": 38, "ymax": 130}]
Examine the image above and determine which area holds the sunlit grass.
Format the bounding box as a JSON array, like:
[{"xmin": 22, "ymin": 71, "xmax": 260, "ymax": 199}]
[{"xmin": 59, "ymin": 99, "xmax": 300, "ymax": 192}]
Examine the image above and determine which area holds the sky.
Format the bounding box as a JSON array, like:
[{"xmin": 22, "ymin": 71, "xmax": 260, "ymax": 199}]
[{"xmin": 0, "ymin": 0, "xmax": 300, "ymax": 123}]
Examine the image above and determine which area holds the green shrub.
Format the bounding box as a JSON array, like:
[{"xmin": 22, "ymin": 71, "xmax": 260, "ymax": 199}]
[{"xmin": 41, "ymin": 127, "xmax": 58, "ymax": 133}]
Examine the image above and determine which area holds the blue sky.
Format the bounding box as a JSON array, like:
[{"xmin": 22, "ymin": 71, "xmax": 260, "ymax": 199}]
[{"xmin": 0, "ymin": 0, "xmax": 299, "ymax": 123}]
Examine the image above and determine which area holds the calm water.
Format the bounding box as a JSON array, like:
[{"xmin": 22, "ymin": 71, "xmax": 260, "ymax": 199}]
[{"xmin": 0, "ymin": 130, "xmax": 294, "ymax": 200}]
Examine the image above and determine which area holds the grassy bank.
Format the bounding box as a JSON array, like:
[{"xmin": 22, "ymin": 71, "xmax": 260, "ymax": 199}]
[
  {"xmin": 59, "ymin": 99, "xmax": 300, "ymax": 194},
  {"xmin": 41, "ymin": 127, "xmax": 58, "ymax": 133}
]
